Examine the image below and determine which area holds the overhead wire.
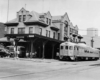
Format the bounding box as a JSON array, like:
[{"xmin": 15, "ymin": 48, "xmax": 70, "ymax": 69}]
[{"xmin": 78, "ymin": 29, "xmax": 100, "ymax": 31}]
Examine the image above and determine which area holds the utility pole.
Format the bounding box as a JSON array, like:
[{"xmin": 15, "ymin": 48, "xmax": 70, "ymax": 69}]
[
  {"xmin": 25, "ymin": 4, "xmax": 26, "ymax": 9},
  {"xmin": 42, "ymin": 0, "xmax": 44, "ymax": 13},
  {"xmin": 7, "ymin": 0, "xmax": 9, "ymax": 22},
  {"xmin": 91, "ymin": 37, "xmax": 94, "ymax": 47}
]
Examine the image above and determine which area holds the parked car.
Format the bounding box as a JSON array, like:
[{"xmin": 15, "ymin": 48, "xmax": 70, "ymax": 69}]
[
  {"xmin": 0, "ymin": 48, "xmax": 9, "ymax": 57},
  {"xmin": 6, "ymin": 45, "xmax": 26, "ymax": 58}
]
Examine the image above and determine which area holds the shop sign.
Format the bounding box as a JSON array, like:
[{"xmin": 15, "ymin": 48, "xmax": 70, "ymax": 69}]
[
  {"xmin": 17, "ymin": 36, "xmax": 24, "ymax": 38},
  {"xmin": 29, "ymin": 35, "xmax": 34, "ymax": 37}
]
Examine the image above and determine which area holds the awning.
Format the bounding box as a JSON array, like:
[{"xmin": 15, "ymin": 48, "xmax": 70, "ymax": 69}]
[
  {"xmin": 0, "ymin": 37, "xmax": 14, "ymax": 42},
  {"xmin": 4, "ymin": 23, "xmax": 18, "ymax": 26},
  {"xmin": 5, "ymin": 34, "xmax": 62, "ymax": 43},
  {"xmin": 7, "ymin": 45, "xmax": 25, "ymax": 48}
]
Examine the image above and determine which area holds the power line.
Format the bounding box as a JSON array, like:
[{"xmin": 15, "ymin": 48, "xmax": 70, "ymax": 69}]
[{"xmin": 78, "ymin": 29, "xmax": 100, "ymax": 31}]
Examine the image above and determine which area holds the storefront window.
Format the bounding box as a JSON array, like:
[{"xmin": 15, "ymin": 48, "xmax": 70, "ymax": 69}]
[{"xmin": 19, "ymin": 15, "xmax": 21, "ymax": 22}]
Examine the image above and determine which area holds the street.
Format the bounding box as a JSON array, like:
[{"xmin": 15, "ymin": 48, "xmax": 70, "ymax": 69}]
[{"xmin": 0, "ymin": 58, "xmax": 100, "ymax": 80}]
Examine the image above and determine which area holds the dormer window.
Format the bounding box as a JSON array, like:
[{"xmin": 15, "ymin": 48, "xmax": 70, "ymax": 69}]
[
  {"xmin": 22, "ymin": 11, "xmax": 23, "ymax": 13},
  {"xmin": 19, "ymin": 15, "xmax": 21, "ymax": 22},
  {"xmin": 46, "ymin": 18, "xmax": 51, "ymax": 25},
  {"xmin": 49, "ymin": 19, "xmax": 51, "ymax": 25},
  {"xmin": 46, "ymin": 18, "xmax": 48, "ymax": 24},
  {"xmin": 23, "ymin": 15, "xmax": 26, "ymax": 21},
  {"xmin": 19, "ymin": 15, "xmax": 26, "ymax": 22}
]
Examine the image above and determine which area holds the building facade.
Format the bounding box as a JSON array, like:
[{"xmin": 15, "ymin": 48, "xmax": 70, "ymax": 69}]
[
  {"xmin": 0, "ymin": 23, "xmax": 6, "ymax": 38},
  {"xmin": 82, "ymin": 28, "xmax": 100, "ymax": 48},
  {"xmin": 4, "ymin": 8, "xmax": 83, "ymax": 59},
  {"xmin": 87, "ymin": 28, "xmax": 98, "ymax": 37}
]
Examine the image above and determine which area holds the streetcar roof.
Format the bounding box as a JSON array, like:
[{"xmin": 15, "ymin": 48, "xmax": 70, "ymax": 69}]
[
  {"xmin": 60, "ymin": 42, "xmax": 77, "ymax": 46},
  {"xmin": 77, "ymin": 43, "xmax": 88, "ymax": 47}
]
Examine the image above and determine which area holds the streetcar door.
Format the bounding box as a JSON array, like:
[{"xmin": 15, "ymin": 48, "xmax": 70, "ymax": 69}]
[
  {"xmin": 60, "ymin": 45, "xmax": 64, "ymax": 56},
  {"xmin": 65, "ymin": 45, "xmax": 68, "ymax": 56},
  {"xmin": 68, "ymin": 46, "xmax": 73, "ymax": 56},
  {"xmin": 74, "ymin": 46, "xmax": 77, "ymax": 56}
]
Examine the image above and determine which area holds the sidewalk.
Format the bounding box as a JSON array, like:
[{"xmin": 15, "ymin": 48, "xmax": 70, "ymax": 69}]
[{"xmin": 4, "ymin": 57, "xmax": 60, "ymax": 63}]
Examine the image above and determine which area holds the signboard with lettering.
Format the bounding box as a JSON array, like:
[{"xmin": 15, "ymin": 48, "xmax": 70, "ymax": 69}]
[
  {"xmin": 29, "ymin": 35, "xmax": 34, "ymax": 37},
  {"xmin": 17, "ymin": 36, "xmax": 24, "ymax": 38}
]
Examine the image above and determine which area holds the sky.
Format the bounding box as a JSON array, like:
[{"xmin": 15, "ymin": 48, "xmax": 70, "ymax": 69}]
[{"xmin": 0, "ymin": 0, "xmax": 100, "ymax": 35}]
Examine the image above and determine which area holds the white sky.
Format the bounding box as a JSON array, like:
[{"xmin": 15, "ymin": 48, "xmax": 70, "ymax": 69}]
[{"xmin": 1, "ymin": 0, "xmax": 100, "ymax": 35}]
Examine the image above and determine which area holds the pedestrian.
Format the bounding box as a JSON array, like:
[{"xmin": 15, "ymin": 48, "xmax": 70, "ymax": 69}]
[
  {"xmin": 34, "ymin": 51, "xmax": 37, "ymax": 57},
  {"xmin": 26, "ymin": 51, "xmax": 29, "ymax": 58}
]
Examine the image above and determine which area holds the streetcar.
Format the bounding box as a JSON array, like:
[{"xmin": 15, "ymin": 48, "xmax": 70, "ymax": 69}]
[{"xmin": 59, "ymin": 42, "xmax": 99, "ymax": 61}]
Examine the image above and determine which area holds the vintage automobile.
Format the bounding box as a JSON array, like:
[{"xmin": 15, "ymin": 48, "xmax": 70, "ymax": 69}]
[
  {"xmin": 0, "ymin": 48, "xmax": 9, "ymax": 57},
  {"xmin": 6, "ymin": 45, "xmax": 26, "ymax": 58}
]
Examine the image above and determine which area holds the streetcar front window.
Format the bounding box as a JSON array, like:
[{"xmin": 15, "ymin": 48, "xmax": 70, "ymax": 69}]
[
  {"xmin": 69, "ymin": 46, "xmax": 73, "ymax": 50},
  {"xmin": 66, "ymin": 46, "xmax": 68, "ymax": 49},
  {"xmin": 61, "ymin": 46, "xmax": 63, "ymax": 49}
]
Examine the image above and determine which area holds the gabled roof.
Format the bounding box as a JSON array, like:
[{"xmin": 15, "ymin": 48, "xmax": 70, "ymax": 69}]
[
  {"xmin": 52, "ymin": 12, "xmax": 70, "ymax": 23},
  {"xmin": 46, "ymin": 11, "xmax": 52, "ymax": 18},
  {"xmin": 50, "ymin": 23, "xmax": 60, "ymax": 31},
  {"xmin": 6, "ymin": 18, "xmax": 18, "ymax": 23},
  {"xmin": 52, "ymin": 23, "xmax": 60, "ymax": 29},
  {"xmin": 17, "ymin": 7, "xmax": 29, "ymax": 13},
  {"xmin": 74, "ymin": 25, "xmax": 78, "ymax": 30},
  {"xmin": 5, "ymin": 9, "xmax": 47, "ymax": 25},
  {"xmin": 52, "ymin": 15, "xmax": 62, "ymax": 21},
  {"xmin": 25, "ymin": 11, "xmax": 40, "ymax": 22},
  {"xmin": 69, "ymin": 22, "xmax": 74, "ymax": 28},
  {"xmin": 63, "ymin": 12, "xmax": 70, "ymax": 22}
]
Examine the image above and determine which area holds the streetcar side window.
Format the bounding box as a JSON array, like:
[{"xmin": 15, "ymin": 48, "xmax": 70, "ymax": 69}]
[
  {"xmin": 87, "ymin": 50, "xmax": 89, "ymax": 53},
  {"xmin": 69, "ymin": 46, "xmax": 73, "ymax": 50},
  {"xmin": 66, "ymin": 46, "xmax": 68, "ymax": 49},
  {"xmin": 61, "ymin": 46, "xmax": 63, "ymax": 49},
  {"xmin": 77, "ymin": 47, "xmax": 79, "ymax": 50},
  {"xmin": 84, "ymin": 50, "xmax": 86, "ymax": 53},
  {"xmin": 74, "ymin": 47, "xmax": 76, "ymax": 50}
]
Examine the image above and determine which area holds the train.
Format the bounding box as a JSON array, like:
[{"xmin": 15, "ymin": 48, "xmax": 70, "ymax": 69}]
[{"xmin": 59, "ymin": 42, "xmax": 100, "ymax": 61}]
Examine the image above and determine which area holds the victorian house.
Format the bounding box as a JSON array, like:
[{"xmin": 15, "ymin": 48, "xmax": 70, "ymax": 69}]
[{"xmin": 4, "ymin": 8, "xmax": 83, "ymax": 59}]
